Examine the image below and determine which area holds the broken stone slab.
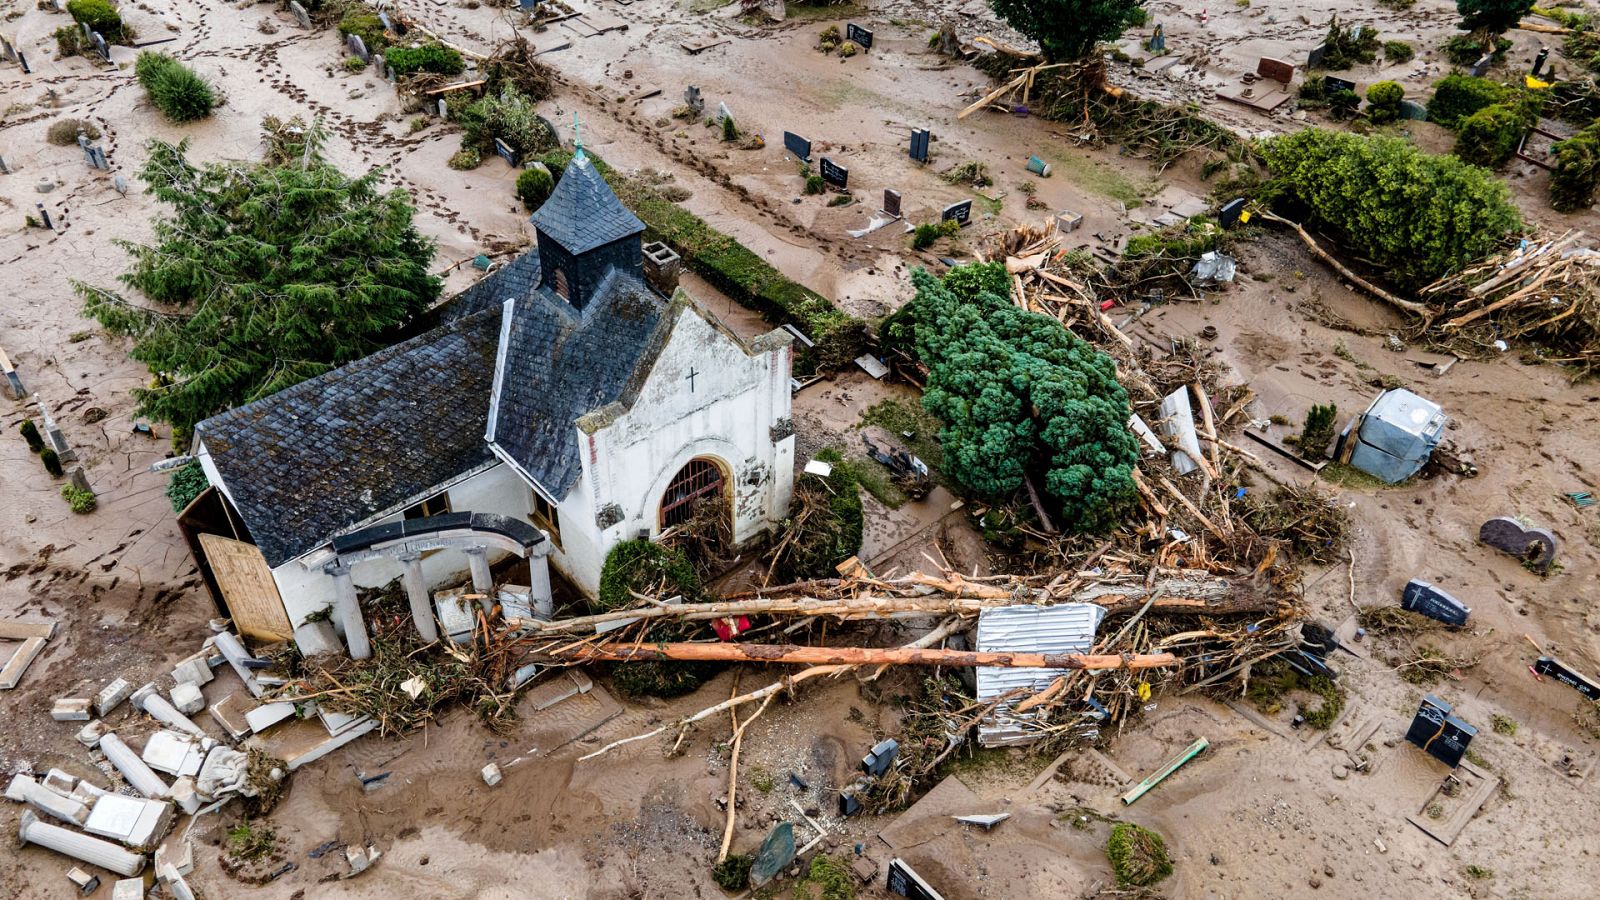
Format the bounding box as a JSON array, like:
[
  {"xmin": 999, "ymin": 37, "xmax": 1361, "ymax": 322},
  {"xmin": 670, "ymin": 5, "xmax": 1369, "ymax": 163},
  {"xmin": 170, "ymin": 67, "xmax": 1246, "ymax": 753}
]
[
  {"xmin": 142, "ymin": 730, "xmax": 207, "ymax": 777},
  {"xmin": 170, "ymin": 654, "xmax": 214, "ymax": 687},
  {"xmin": 244, "ymin": 701, "xmax": 297, "ymax": 733},
  {"xmin": 952, "ymin": 812, "xmax": 1010, "ymax": 829},
  {"xmin": 208, "ymin": 692, "xmax": 255, "ymax": 740},
  {"xmin": 41, "ymin": 769, "xmax": 79, "ymax": 797},
  {"xmin": 344, "ymin": 843, "xmax": 382, "ymax": 878},
  {"xmin": 75, "ymin": 720, "xmax": 107, "ymax": 748},
  {"xmin": 84, "ymin": 793, "xmax": 175, "ymax": 850},
  {"xmin": 6, "ymin": 774, "xmax": 91, "ymax": 826},
  {"xmin": 1400, "ymin": 579, "xmax": 1471, "ymax": 627},
  {"xmin": 1158, "ymin": 386, "xmax": 1203, "ymax": 476},
  {"xmin": 95, "ymin": 678, "xmax": 133, "ymax": 717},
  {"xmin": 170, "ymin": 682, "xmax": 205, "ymax": 716},
  {"xmin": 112, "ymin": 878, "xmax": 144, "ymax": 900},
  {"xmin": 155, "ymin": 837, "xmax": 194, "ymax": 876},
  {"xmin": 0, "ymin": 346, "xmax": 25, "ymax": 400},
  {"xmin": 157, "ymin": 860, "xmax": 198, "ymax": 900},
  {"xmin": 66, "ymin": 866, "xmax": 99, "ymax": 895},
  {"xmin": 481, "ymin": 763, "xmax": 503, "ymax": 787},
  {"xmin": 1478, "ymin": 516, "xmax": 1558, "ymax": 573},
  {"xmin": 170, "ymin": 776, "xmax": 201, "ymax": 814},
  {"xmin": 51, "ymin": 698, "xmax": 92, "ymax": 721}
]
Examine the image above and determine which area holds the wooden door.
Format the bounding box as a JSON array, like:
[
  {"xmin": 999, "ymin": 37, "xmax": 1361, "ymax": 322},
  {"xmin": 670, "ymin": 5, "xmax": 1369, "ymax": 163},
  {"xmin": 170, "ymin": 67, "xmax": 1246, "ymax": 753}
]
[{"xmin": 197, "ymin": 533, "xmax": 294, "ymax": 642}]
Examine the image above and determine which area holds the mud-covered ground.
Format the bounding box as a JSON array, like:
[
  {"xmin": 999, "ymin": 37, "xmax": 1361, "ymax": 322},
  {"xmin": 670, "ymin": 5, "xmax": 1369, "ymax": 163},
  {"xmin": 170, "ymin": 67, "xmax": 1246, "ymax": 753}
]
[{"xmin": 3, "ymin": 0, "xmax": 1599, "ymax": 896}]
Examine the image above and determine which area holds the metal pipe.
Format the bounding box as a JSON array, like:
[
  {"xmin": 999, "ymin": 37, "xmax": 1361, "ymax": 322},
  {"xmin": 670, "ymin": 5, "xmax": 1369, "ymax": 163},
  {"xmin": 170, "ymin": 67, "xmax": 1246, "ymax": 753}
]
[
  {"xmin": 99, "ymin": 733, "xmax": 171, "ymax": 800},
  {"xmin": 18, "ymin": 810, "xmax": 146, "ymax": 877},
  {"xmin": 130, "ymin": 684, "xmax": 205, "ymax": 737}
]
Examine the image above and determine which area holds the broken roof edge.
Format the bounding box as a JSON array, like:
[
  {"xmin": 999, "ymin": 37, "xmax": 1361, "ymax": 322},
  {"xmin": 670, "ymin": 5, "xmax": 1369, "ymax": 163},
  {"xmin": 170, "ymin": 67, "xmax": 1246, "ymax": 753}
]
[{"xmin": 484, "ymin": 297, "xmax": 517, "ymax": 445}]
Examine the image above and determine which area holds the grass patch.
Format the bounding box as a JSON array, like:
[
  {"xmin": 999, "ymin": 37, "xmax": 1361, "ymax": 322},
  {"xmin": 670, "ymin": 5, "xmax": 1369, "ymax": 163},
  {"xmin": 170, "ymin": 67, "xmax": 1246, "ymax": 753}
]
[
  {"xmin": 1319, "ymin": 462, "xmax": 1397, "ymax": 489},
  {"xmin": 1465, "ymin": 865, "xmax": 1494, "ymax": 879},
  {"xmin": 829, "ymin": 454, "xmax": 907, "ymax": 509},
  {"xmin": 1490, "ymin": 714, "xmax": 1517, "ymax": 736},
  {"xmin": 859, "ymin": 399, "xmax": 945, "ymax": 476},
  {"xmin": 226, "ymin": 822, "xmax": 277, "ymax": 861},
  {"xmin": 1244, "ymin": 662, "xmax": 1344, "ymax": 728},
  {"xmin": 749, "ymin": 766, "xmax": 775, "ymax": 792},
  {"xmin": 1106, "ymin": 823, "xmax": 1173, "ymax": 887},
  {"xmin": 1046, "ymin": 151, "xmax": 1160, "ymax": 204}
]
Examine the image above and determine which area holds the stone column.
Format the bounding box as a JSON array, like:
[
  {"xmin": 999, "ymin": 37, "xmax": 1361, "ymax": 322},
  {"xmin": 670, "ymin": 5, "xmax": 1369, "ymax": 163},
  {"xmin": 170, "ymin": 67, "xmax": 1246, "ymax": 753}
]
[
  {"xmin": 528, "ymin": 539, "xmax": 554, "ymax": 620},
  {"xmin": 19, "ymin": 810, "xmax": 146, "ymax": 877},
  {"xmin": 325, "ymin": 564, "xmax": 371, "ymax": 660},
  {"xmin": 398, "ymin": 553, "xmax": 438, "ymax": 643},
  {"xmin": 465, "ymin": 548, "xmax": 494, "ymax": 614}
]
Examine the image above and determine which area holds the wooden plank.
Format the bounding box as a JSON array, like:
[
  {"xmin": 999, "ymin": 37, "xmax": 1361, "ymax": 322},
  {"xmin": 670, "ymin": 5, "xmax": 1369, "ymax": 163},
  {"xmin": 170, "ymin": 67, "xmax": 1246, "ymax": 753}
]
[
  {"xmin": 0, "ymin": 620, "xmax": 55, "ymax": 640},
  {"xmin": 198, "ymin": 533, "xmax": 295, "ymax": 642},
  {"xmin": 1243, "ymin": 429, "xmax": 1328, "ymax": 473},
  {"xmin": 0, "ymin": 637, "xmax": 48, "ymax": 690}
]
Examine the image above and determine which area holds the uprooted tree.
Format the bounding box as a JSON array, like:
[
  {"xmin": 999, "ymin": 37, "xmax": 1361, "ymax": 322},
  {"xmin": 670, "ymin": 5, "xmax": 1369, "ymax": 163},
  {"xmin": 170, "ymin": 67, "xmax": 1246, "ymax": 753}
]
[
  {"xmin": 76, "ymin": 121, "xmax": 440, "ymax": 439},
  {"xmin": 909, "ymin": 263, "xmax": 1139, "ymax": 533},
  {"xmin": 986, "ymin": 0, "xmax": 1146, "ymax": 63}
]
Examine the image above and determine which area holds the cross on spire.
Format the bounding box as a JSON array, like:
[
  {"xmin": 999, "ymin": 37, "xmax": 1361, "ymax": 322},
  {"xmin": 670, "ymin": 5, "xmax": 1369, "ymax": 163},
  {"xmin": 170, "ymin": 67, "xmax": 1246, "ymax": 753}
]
[{"xmin": 572, "ymin": 111, "xmax": 585, "ymax": 161}]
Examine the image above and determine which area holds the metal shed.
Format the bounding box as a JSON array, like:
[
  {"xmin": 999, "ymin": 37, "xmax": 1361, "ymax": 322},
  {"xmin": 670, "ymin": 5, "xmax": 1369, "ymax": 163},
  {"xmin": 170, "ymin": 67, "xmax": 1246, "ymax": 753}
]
[{"xmin": 974, "ymin": 604, "xmax": 1106, "ymax": 747}]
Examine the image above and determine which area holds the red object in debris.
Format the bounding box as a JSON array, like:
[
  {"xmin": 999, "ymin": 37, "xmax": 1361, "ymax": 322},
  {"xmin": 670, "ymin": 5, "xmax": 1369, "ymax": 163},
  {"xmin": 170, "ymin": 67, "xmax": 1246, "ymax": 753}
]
[
  {"xmin": 1529, "ymin": 665, "xmax": 1544, "ymax": 682},
  {"xmin": 1099, "ymin": 299, "xmax": 1117, "ymax": 311},
  {"xmin": 711, "ymin": 616, "xmax": 752, "ymax": 641}
]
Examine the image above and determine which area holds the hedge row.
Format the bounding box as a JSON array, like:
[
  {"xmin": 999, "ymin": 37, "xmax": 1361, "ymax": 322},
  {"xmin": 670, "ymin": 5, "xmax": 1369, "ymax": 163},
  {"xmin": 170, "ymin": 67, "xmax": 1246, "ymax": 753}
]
[{"xmin": 536, "ymin": 150, "xmax": 867, "ymax": 372}]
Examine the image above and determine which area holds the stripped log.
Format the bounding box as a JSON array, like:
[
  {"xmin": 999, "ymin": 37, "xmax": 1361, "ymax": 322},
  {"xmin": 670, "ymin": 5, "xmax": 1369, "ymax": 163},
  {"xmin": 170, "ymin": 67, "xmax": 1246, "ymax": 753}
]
[{"xmin": 532, "ymin": 642, "xmax": 1179, "ymax": 670}]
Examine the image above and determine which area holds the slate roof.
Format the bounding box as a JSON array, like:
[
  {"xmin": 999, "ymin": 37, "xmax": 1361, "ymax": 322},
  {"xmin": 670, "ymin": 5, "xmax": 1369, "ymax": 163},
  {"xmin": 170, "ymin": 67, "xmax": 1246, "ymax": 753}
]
[
  {"xmin": 489, "ymin": 268, "xmax": 669, "ymax": 496},
  {"xmin": 196, "ymin": 310, "xmax": 503, "ymax": 567},
  {"xmin": 527, "ymin": 152, "xmax": 645, "ymax": 255},
  {"xmin": 438, "ymin": 252, "xmax": 541, "ymax": 325}
]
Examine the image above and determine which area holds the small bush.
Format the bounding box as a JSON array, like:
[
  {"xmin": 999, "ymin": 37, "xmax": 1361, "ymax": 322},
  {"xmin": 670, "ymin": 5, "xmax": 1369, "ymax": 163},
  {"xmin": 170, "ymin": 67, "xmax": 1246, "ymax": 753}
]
[
  {"xmin": 1315, "ymin": 15, "xmax": 1379, "ymax": 70},
  {"xmin": 1490, "ymin": 713, "xmax": 1518, "ymax": 735},
  {"xmin": 1300, "ymin": 403, "xmax": 1338, "ymax": 459},
  {"xmin": 1106, "ymin": 823, "xmax": 1173, "ymax": 887},
  {"xmin": 1454, "ymin": 102, "xmax": 1531, "ymax": 168},
  {"xmin": 837, "ymin": 40, "xmax": 859, "ymax": 58},
  {"xmin": 136, "ymin": 53, "xmax": 216, "ymax": 123},
  {"xmin": 447, "ymin": 146, "xmax": 481, "ymax": 170},
  {"xmin": 41, "ymin": 447, "xmax": 64, "ymax": 478},
  {"xmin": 343, "ymin": 55, "xmax": 367, "ymax": 72},
  {"xmin": 1299, "ymin": 73, "xmax": 1327, "ymax": 102},
  {"xmin": 61, "ymin": 484, "xmax": 97, "ymax": 513},
  {"xmin": 337, "ymin": 8, "xmax": 388, "ymax": 53},
  {"xmin": 46, "ymin": 118, "xmax": 99, "ymax": 145},
  {"xmin": 166, "ymin": 459, "xmax": 209, "ymax": 512},
  {"xmin": 1550, "ymin": 122, "xmax": 1600, "ymax": 212},
  {"xmin": 1384, "ymin": 40, "xmax": 1414, "ymax": 62},
  {"xmin": 66, "ymin": 0, "xmax": 122, "ymax": 40},
  {"xmin": 912, "ymin": 220, "xmax": 959, "ymax": 250},
  {"xmin": 597, "ymin": 539, "xmax": 700, "ymax": 612},
  {"xmin": 54, "ymin": 25, "xmax": 87, "ymax": 58},
  {"xmin": 769, "ymin": 448, "xmax": 864, "ymax": 583},
  {"xmin": 458, "ymin": 87, "xmax": 557, "ymax": 159},
  {"xmin": 720, "ymin": 114, "xmax": 739, "ymax": 142},
  {"xmin": 1428, "ymin": 73, "xmax": 1514, "ymax": 129},
  {"xmin": 20, "ymin": 419, "xmax": 45, "ymax": 453},
  {"xmin": 711, "ymin": 854, "xmax": 753, "ymax": 891},
  {"xmin": 1443, "ymin": 33, "xmax": 1488, "ymax": 67},
  {"xmin": 803, "ymin": 173, "xmax": 825, "ymax": 195},
  {"xmin": 385, "ymin": 43, "xmax": 464, "ymax": 77},
  {"xmin": 1328, "ymin": 88, "xmax": 1361, "ymax": 119},
  {"xmin": 515, "ymin": 164, "xmax": 554, "ymax": 211},
  {"xmin": 1366, "ymin": 80, "xmax": 1405, "ymax": 123}
]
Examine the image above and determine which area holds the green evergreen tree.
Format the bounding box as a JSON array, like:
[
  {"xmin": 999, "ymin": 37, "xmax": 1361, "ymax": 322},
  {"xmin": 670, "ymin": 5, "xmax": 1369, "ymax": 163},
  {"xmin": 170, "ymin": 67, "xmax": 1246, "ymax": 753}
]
[
  {"xmin": 987, "ymin": 0, "xmax": 1145, "ymax": 63},
  {"xmin": 910, "ymin": 263, "xmax": 1138, "ymax": 533},
  {"xmin": 76, "ymin": 124, "xmax": 440, "ymax": 437},
  {"xmin": 1300, "ymin": 403, "xmax": 1338, "ymax": 460},
  {"xmin": 1457, "ymin": 0, "xmax": 1535, "ymax": 35}
]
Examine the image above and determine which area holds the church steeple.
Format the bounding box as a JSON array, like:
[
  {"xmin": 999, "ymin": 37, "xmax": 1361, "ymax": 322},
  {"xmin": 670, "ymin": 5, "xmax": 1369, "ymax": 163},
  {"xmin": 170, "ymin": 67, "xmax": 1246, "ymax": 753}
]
[{"xmin": 527, "ymin": 137, "xmax": 646, "ymax": 311}]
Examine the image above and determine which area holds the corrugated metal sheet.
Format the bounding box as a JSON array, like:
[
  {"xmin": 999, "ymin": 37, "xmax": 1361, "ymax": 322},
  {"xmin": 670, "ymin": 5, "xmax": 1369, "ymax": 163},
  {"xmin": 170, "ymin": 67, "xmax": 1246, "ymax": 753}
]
[{"xmin": 974, "ymin": 604, "xmax": 1106, "ymax": 747}]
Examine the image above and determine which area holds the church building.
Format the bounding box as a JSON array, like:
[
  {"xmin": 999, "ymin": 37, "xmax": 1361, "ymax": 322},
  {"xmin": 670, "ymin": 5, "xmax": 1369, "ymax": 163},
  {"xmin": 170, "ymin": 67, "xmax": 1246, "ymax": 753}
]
[{"xmin": 184, "ymin": 148, "xmax": 796, "ymax": 659}]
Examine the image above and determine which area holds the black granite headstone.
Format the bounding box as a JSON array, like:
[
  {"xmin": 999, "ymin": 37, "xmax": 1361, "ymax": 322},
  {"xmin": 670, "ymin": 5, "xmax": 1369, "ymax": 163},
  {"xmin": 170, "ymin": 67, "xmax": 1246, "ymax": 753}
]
[
  {"xmin": 941, "ymin": 200, "xmax": 972, "ymax": 227},
  {"xmin": 819, "ymin": 157, "xmax": 848, "ymax": 189},
  {"xmin": 1535, "ymin": 657, "xmax": 1600, "ymax": 701},
  {"xmin": 909, "ymin": 128, "xmax": 930, "ymax": 163},
  {"xmin": 1323, "ymin": 75, "xmax": 1357, "ymax": 95},
  {"xmin": 1401, "ymin": 579, "xmax": 1471, "ymax": 627},
  {"xmin": 493, "ymin": 138, "xmax": 521, "ymax": 167},
  {"xmin": 1404, "ymin": 694, "xmax": 1476, "ymax": 768},
  {"xmin": 887, "ymin": 858, "xmax": 943, "ymax": 900},
  {"xmin": 1218, "ymin": 197, "xmax": 1247, "ymax": 229},
  {"xmin": 846, "ymin": 23, "xmax": 873, "ymax": 50},
  {"xmin": 783, "ymin": 131, "xmax": 811, "ymax": 162}
]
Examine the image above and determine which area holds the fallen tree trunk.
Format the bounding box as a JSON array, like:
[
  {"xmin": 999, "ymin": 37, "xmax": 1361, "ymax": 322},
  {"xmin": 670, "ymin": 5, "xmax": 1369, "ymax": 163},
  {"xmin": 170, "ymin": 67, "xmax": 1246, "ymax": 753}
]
[
  {"xmin": 1256, "ymin": 210, "xmax": 1432, "ymax": 318},
  {"xmin": 519, "ymin": 576, "xmax": 1275, "ymax": 634},
  {"xmin": 535, "ymin": 642, "xmax": 1179, "ymax": 670}
]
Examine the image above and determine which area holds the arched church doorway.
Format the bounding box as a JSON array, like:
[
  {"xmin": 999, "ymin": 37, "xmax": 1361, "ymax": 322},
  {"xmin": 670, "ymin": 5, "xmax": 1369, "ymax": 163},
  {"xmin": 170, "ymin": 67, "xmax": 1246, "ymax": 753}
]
[
  {"xmin": 658, "ymin": 456, "xmax": 736, "ymax": 581},
  {"xmin": 659, "ymin": 457, "xmax": 727, "ymax": 530}
]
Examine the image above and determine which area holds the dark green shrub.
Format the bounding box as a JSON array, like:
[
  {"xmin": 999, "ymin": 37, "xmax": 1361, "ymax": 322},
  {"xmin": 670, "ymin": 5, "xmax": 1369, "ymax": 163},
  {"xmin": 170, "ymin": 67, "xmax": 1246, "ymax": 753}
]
[
  {"xmin": 54, "ymin": 25, "xmax": 87, "ymax": 58},
  {"xmin": 1384, "ymin": 40, "xmax": 1415, "ymax": 63},
  {"xmin": 1299, "ymin": 403, "xmax": 1338, "ymax": 460},
  {"xmin": 166, "ymin": 459, "xmax": 209, "ymax": 512},
  {"xmin": 458, "ymin": 87, "xmax": 556, "ymax": 158},
  {"xmin": 770, "ymin": 448, "xmax": 864, "ymax": 583},
  {"xmin": 1260, "ymin": 128, "xmax": 1522, "ymax": 289},
  {"xmin": 1453, "ymin": 102, "xmax": 1531, "ymax": 168},
  {"xmin": 597, "ymin": 539, "xmax": 700, "ymax": 612},
  {"xmin": 41, "ymin": 447, "xmax": 64, "ymax": 478},
  {"xmin": 1550, "ymin": 122, "xmax": 1600, "ymax": 212},
  {"xmin": 385, "ymin": 43, "xmax": 464, "ymax": 77},
  {"xmin": 1457, "ymin": 0, "xmax": 1536, "ymax": 35},
  {"xmin": 343, "ymin": 56, "xmax": 367, "ymax": 73},
  {"xmin": 136, "ymin": 53, "xmax": 216, "ymax": 123},
  {"xmin": 1328, "ymin": 88, "xmax": 1361, "ymax": 119},
  {"xmin": 1427, "ymin": 73, "xmax": 1514, "ymax": 128},
  {"xmin": 515, "ymin": 164, "xmax": 554, "ymax": 211},
  {"xmin": 803, "ymin": 174, "xmax": 825, "ymax": 195},
  {"xmin": 711, "ymin": 854, "xmax": 753, "ymax": 891},
  {"xmin": 61, "ymin": 484, "xmax": 97, "ymax": 513},
  {"xmin": 1366, "ymin": 80, "xmax": 1405, "ymax": 123},
  {"xmin": 1315, "ymin": 15, "xmax": 1379, "ymax": 70},
  {"xmin": 66, "ymin": 0, "xmax": 123, "ymax": 40},
  {"xmin": 20, "ymin": 419, "xmax": 45, "ymax": 453},
  {"xmin": 1106, "ymin": 823, "xmax": 1173, "ymax": 887},
  {"xmin": 912, "ymin": 222, "xmax": 942, "ymax": 250},
  {"xmin": 337, "ymin": 8, "xmax": 388, "ymax": 53},
  {"xmin": 720, "ymin": 114, "xmax": 739, "ymax": 142},
  {"xmin": 1443, "ymin": 33, "xmax": 1489, "ymax": 66},
  {"xmin": 1299, "ymin": 73, "xmax": 1326, "ymax": 101}
]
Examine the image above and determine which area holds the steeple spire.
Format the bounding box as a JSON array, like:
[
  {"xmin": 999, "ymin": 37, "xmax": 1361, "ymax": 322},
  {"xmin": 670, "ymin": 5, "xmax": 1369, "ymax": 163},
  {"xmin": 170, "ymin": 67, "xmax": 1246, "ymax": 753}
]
[{"xmin": 572, "ymin": 111, "xmax": 585, "ymax": 163}]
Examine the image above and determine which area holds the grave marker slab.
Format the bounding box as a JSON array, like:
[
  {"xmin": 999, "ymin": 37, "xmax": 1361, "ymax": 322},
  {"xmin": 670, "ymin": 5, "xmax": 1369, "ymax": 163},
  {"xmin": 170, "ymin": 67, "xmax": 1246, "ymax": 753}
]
[
  {"xmin": 908, "ymin": 128, "xmax": 930, "ymax": 163},
  {"xmin": 1404, "ymin": 694, "xmax": 1476, "ymax": 768},
  {"xmin": 289, "ymin": 1, "xmax": 311, "ymax": 28},
  {"xmin": 887, "ymin": 858, "xmax": 944, "ymax": 900},
  {"xmin": 1398, "ymin": 100, "xmax": 1428, "ymax": 120},
  {"xmin": 1469, "ymin": 54, "xmax": 1492, "ymax": 77},
  {"xmin": 1146, "ymin": 24, "xmax": 1165, "ymax": 53},
  {"xmin": 749, "ymin": 822, "xmax": 795, "ymax": 887},
  {"xmin": 716, "ymin": 100, "xmax": 734, "ymax": 125},
  {"xmin": 1256, "ymin": 57, "xmax": 1294, "ymax": 84},
  {"xmin": 1, "ymin": 32, "xmax": 14, "ymax": 62},
  {"xmin": 1218, "ymin": 197, "xmax": 1246, "ymax": 229},
  {"xmin": 1400, "ymin": 579, "xmax": 1470, "ymax": 627},
  {"xmin": 493, "ymin": 137, "xmax": 521, "ymax": 167},
  {"xmin": 881, "ymin": 189, "xmax": 901, "ymax": 218},
  {"xmin": 819, "ymin": 156, "xmax": 848, "ymax": 189},
  {"xmin": 1306, "ymin": 42, "xmax": 1327, "ymax": 69},
  {"xmin": 1534, "ymin": 656, "xmax": 1600, "ymax": 701},
  {"xmin": 684, "ymin": 85, "xmax": 703, "ymax": 115},
  {"xmin": 1322, "ymin": 75, "xmax": 1357, "ymax": 95},
  {"xmin": 18, "ymin": 50, "xmax": 30, "ymax": 74},
  {"xmin": 436, "ymin": 98, "xmax": 448, "ymax": 118},
  {"xmin": 782, "ymin": 131, "xmax": 811, "ymax": 162},
  {"xmin": 347, "ymin": 33, "xmax": 369, "ymax": 62},
  {"xmin": 940, "ymin": 199, "xmax": 971, "ymax": 227},
  {"xmin": 845, "ymin": 23, "xmax": 873, "ymax": 50},
  {"xmin": 90, "ymin": 31, "xmax": 110, "ymax": 62},
  {"xmin": 1478, "ymin": 516, "xmax": 1557, "ymax": 572}
]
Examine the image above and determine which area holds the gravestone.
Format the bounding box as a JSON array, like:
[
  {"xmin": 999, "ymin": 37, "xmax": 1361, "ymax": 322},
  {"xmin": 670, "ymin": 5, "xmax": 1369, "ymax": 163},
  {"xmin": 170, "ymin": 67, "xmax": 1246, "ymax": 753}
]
[
  {"xmin": 782, "ymin": 131, "xmax": 811, "ymax": 162},
  {"xmin": 289, "ymin": 0, "xmax": 311, "ymax": 28},
  {"xmin": 1146, "ymin": 24, "xmax": 1165, "ymax": 53},
  {"xmin": 716, "ymin": 100, "xmax": 734, "ymax": 125},
  {"xmin": 19, "ymin": 50, "xmax": 30, "ymax": 74},
  {"xmin": 35, "ymin": 395, "xmax": 74, "ymax": 461},
  {"xmin": 90, "ymin": 31, "xmax": 110, "ymax": 62},
  {"xmin": 88, "ymin": 146, "xmax": 108, "ymax": 170},
  {"xmin": 1532, "ymin": 47, "xmax": 1549, "ymax": 77},
  {"xmin": 493, "ymin": 137, "xmax": 521, "ymax": 167},
  {"xmin": 371, "ymin": 53, "xmax": 386, "ymax": 78},
  {"xmin": 941, "ymin": 199, "xmax": 972, "ymax": 227},
  {"xmin": 34, "ymin": 202, "xmax": 52, "ymax": 230},
  {"xmin": 881, "ymin": 189, "xmax": 901, "ymax": 218},
  {"xmin": 1469, "ymin": 54, "xmax": 1493, "ymax": 78},
  {"xmin": 1401, "ymin": 579, "xmax": 1471, "ymax": 627},
  {"xmin": 1306, "ymin": 42, "xmax": 1327, "ymax": 69},
  {"xmin": 1218, "ymin": 197, "xmax": 1246, "ymax": 229},
  {"xmin": 749, "ymin": 822, "xmax": 795, "ymax": 887},
  {"xmin": 1398, "ymin": 100, "xmax": 1428, "ymax": 120},
  {"xmin": 1322, "ymin": 75, "xmax": 1357, "ymax": 95},
  {"xmin": 1404, "ymin": 694, "xmax": 1476, "ymax": 768},
  {"xmin": 1256, "ymin": 57, "xmax": 1293, "ymax": 84},
  {"xmin": 1, "ymin": 32, "xmax": 14, "ymax": 61},
  {"xmin": 862, "ymin": 738, "xmax": 899, "ymax": 776},
  {"xmin": 436, "ymin": 98, "xmax": 448, "ymax": 118},
  {"xmin": 838, "ymin": 789, "xmax": 863, "ymax": 817},
  {"xmin": 684, "ymin": 84, "xmax": 703, "ymax": 115},
  {"xmin": 819, "ymin": 156, "xmax": 848, "ymax": 189},
  {"xmin": 378, "ymin": 11, "xmax": 394, "ymax": 31},
  {"xmin": 347, "ymin": 33, "xmax": 369, "ymax": 62},
  {"xmin": 908, "ymin": 128, "xmax": 930, "ymax": 163},
  {"xmin": 845, "ymin": 23, "xmax": 873, "ymax": 50},
  {"xmin": 0, "ymin": 155, "xmax": 10, "ymax": 174},
  {"xmin": 1534, "ymin": 657, "xmax": 1600, "ymax": 701},
  {"xmin": 113, "ymin": 173, "xmax": 128, "ymax": 194},
  {"xmin": 1478, "ymin": 516, "xmax": 1557, "ymax": 572},
  {"xmin": 887, "ymin": 858, "xmax": 942, "ymax": 900}
]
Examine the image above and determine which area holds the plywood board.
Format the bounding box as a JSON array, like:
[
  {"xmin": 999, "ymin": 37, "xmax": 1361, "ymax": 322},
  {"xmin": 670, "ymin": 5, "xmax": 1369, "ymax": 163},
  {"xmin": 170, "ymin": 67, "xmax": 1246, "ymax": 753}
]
[{"xmin": 198, "ymin": 534, "xmax": 294, "ymax": 642}]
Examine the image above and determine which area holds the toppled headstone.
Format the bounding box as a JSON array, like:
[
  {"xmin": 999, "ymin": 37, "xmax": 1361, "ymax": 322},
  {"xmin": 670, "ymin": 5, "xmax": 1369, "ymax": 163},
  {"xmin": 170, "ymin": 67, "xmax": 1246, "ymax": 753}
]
[
  {"xmin": 1401, "ymin": 579, "xmax": 1470, "ymax": 627},
  {"xmin": 66, "ymin": 867, "xmax": 99, "ymax": 895},
  {"xmin": 52, "ymin": 698, "xmax": 91, "ymax": 722},
  {"xmin": 169, "ymin": 682, "xmax": 205, "ymax": 716},
  {"xmin": 887, "ymin": 857, "xmax": 942, "ymax": 899},
  {"xmin": 155, "ymin": 837, "xmax": 194, "ymax": 876},
  {"xmin": 289, "ymin": 0, "xmax": 311, "ymax": 27},
  {"xmin": 1478, "ymin": 516, "xmax": 1557, "ymax": 572},
  {"xmin": 749, "ymin": 821, "xmax": 795, "ymax": 887},
  {"xmin": 112, "ymin": 879, "xmax": 143, "ymax": 900},
  {"xmin": 1534, "ymin": 656, "xmax": 1600, "ymax": 701}
]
